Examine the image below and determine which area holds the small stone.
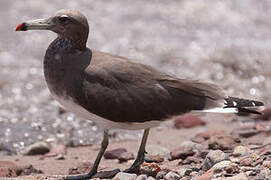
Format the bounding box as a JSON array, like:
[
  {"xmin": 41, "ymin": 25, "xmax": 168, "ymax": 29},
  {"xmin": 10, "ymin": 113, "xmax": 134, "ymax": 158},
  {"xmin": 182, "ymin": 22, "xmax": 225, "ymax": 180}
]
[
  {"xmin": 164, "ymin": 171, "xmax": 180, "ymax": 180},
  {"xmin": 170, "ymin": 141, "xmax": 203, "ymax": 160},
  {"xmin": 104, "ymin": 148, "xmax": 134, "ymax": 163},
  {"xmin": 194, "ymin": 169, "xmax": 214, "ymax": 180},
  {"xmin": 238, "ymin": 129, "xmax": 259, "ymax": 138},
  {"xmin": 174, "ymin": 114, "xmax": 205, "ymax": 129},
  {"xmin": 195, "ymin": 130, "xmax": 227, "ymax": 140},
  {"xmin": 19, "ymin": 164, "xmax": 43, "ymax": 176},
  {"xmin": 147, "ymin": 177, "xmax": 156, "ymax": 180},
  {"xmin": 252, "ymin": 107, "xmax": 271, "ymax": 121},
  {"xmin": 112, "ymin": 172, "xmax": 137, "ymax": 180},
  {"xmin": 227, "ymin": 173, "xmax": 248, "ymax": 180},
  {"xmin": 177, "ymin": 168, "xmax": 192, "ymax": 177},
  {"xmin": 145, "ymin": 155, "xmax": 164, "ymax": 163},
  {"xmin": 263, "ymin": 160, "xmax": 271, "ymax": 169},
  {"xmin": 239, "ymin": 157, "xmax": 253, "ymax": 166},
  {"xmin": 145, "ymin": 145, "xmax": 170, "ymax": 160},
  {"xmin": 104, "ymin": 148, "xmax": 127, "ymax": 159},
  {"xmin": 232, "ymin": 146, "xmax": 251, "ymax": 157},
  {"xmin": 68, "ymin": 162, "xmax": 93, "ymax": 175},
  {"xmin": 136, "ymin": 174, "xmax": 147, "ymax": 180},
  {"xmin": 44, "ymin": 144, "xmax": 67, "ymax": 157},
  {"xmin": 202, "ymin": 150, "xmax": 227, "ymax": 171},
  {"xmin": 182, "ymin": 156, "xmax": 201, "ymax": 165},
  {"xmin": 21, "ymin": 142, "xmax": 50, "ymax": 155},
  {"xmin": 0, "ymin": 161, "xmax": 18, "ymax": 177},
  {"xmin": 208, "ymin": 135, "xmax": 239, "ymax": 150},
  {"xmin": 140, "ymin": 162, "xmax": 161, "ymax": 177},
  {"xmin": 55, "ymin": 154, "xmax": 65, "ymax": 160},
  {"xmin": 255, "ymin": 123, "xmax": 270, "ymax": 132},
  {"xmin": 156, "ymin": 170, "xmax": 167, "ymax": 179},
  {"xmin": 212, "ymin": 160, "xmax": 238, "ymax": 174}
]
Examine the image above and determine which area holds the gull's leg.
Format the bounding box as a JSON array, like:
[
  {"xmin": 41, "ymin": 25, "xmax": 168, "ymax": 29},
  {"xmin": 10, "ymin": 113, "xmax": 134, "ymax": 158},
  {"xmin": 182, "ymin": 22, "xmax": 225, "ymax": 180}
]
[
  {"xmin": 124, "ymin": 128, "xmax": 150, "ymax": 173},
  {"xmin": 65, "ymin": 130, "xmax": 109, "ymax": 180}
]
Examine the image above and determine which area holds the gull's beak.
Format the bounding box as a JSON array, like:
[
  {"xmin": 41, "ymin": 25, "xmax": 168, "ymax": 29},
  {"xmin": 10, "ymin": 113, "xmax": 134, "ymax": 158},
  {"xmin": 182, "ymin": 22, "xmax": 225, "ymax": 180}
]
[{"xmin": 15, "ymin": 18, "xmax": 51, "ymax": 31}]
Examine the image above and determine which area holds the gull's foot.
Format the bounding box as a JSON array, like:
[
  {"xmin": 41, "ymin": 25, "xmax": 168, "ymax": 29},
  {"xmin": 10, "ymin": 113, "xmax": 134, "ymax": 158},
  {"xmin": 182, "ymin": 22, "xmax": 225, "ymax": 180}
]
[
  {"xmin": 123, "ymin": 159, "xmax": 144, "ymax": 174},
  {"xmin": 64, "ymin": 173, "xmax": 94, "ymax": 180},
  {"xmin": 64, "ymin": 169, "xmax": 120, "ymax": 180}
]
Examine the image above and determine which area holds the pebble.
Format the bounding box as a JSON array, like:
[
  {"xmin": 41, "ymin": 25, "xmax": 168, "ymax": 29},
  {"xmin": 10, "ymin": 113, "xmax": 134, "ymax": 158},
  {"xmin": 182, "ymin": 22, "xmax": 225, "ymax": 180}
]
[
  {"xmin": 156, "ymin": 170, "xmax": 167, "ymax": 179},
  {"xmin": 112, "ymin": 172, "xmax": 137, "ymax": 180},
  {"xmin": 232, "ymin": 145, "xmax": 251, "ymax": 157},
  {"xmin": 104, "ymin": 148, "xmax": 134, "ymax": 163},
  {"xmin": 195, "ymin": 130, "xmax": 227, "ymax": 140},
  {"xmin": 202, "ymin": 150, "xmax": 227, "ymax": 171},
  {"xmin": 194, "ymin": 169, "xmax": 214, "ymax": 180},
  {"xmin": 145, "ymin": 145, "xmax": 170, "ymax": 160},
  {"xmin": 136, "ymin": 174, "xmax": 147, "ymax": 180},
  {"xmin": 68, "ymin": 162, "xmax": 93, "ymax": 175},
  {"xmin": 238, "ymin": 129, "xmax": 259, "ymax": 138},
  {"xmin": 21, "ymin": 142, "xmax": 50, "ymax": 155},
  {"xmin": 0, "ymin": 161, "xmax": 18, "ymax": 177},
  {"xmin": 140, "ymin": 162, "xmax": 161, "ymax": 177},
  {"xmin": 252, "ymin": 107, "xmax": 271, "ymax": 120},
  {"xmin": 174, "ymin": 114, "xmax": 205, "ymax": 129},
  {"xmin": 170, "ymin": 141, "xmax": 203, "ymax": 160},
  {"xmin": 263, "ymin": 160, "xmax": 271, "ymax": 169},
  {"xmin": 164, "ymin": 171, "xmax": 180, "ymax": 180},
  {"xmin": 227, "ymin": 173, "xmax": 248, "ymax": 180},
  {"xmin": 177, "ymin": 168, "xmax": 192, "ymax": 177},
  {"xmin": 208, "ymin": 135, "xmax": 240, "ymax": 150}
]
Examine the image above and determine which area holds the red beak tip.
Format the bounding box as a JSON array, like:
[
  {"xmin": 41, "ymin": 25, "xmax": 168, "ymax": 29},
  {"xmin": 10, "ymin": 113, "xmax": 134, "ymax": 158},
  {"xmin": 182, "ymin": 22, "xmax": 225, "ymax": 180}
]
[{"xmin": 15, "ymin": 23, "xmax": 26, "ymax": 31}]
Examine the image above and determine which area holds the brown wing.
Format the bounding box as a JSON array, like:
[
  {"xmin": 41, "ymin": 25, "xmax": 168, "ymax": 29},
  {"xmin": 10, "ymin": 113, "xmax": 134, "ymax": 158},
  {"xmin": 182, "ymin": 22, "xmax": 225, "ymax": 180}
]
[{"xmin": 77, "ymin": 51, "xmax": 224, "ymax": 123}]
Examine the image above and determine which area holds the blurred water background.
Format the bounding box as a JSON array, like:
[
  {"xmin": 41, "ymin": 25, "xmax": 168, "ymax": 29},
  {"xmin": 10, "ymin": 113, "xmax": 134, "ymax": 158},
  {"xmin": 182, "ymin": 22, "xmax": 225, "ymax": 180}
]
[{"xmin": 0, "ymin": 0, "xmax": 270, "ymax": 152}]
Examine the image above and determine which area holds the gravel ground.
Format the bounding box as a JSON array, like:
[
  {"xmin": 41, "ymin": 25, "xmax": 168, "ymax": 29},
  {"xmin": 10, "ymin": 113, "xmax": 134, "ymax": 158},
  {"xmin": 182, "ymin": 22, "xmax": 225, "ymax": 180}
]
[{"xmin": 0, "ymin": 0, "xmax": 270, "ymax": 152}]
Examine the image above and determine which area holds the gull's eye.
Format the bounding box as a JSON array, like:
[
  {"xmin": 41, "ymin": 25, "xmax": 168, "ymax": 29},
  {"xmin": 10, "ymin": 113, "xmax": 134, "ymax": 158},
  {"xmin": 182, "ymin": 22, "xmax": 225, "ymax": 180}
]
[{"xmin": 58, "ymin": 15, "xmax": 69, "ymax": 23}]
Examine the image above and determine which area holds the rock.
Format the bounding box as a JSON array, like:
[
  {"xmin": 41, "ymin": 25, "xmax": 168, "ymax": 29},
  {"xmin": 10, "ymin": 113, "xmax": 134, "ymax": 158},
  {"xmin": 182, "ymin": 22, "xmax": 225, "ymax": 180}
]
[
  {"xmin": 227, "ymin": 173, "xmax": 248, "ymax": 180},
  {"xmin": 174, "ymin": 114, "xmax": 205, "ymax": 129},
  {"xmin": 140, "ymin": 162, "xmax": 161, "ymax": 177},
  {"xmin": 211, "ymin": 160, "xmax": 238, "ymax": 174},
  {"xmin": 252, "ymin": 107, "xmax": 271, "ymax": 121},
  {"xmin": 156, "ymin": 170, "xmax": 168, "ymax": 179},
  {"xmin": 145, "ymin": 145, "xmax": 170, "ymax": 160},
  {"xmin": 145, "ymin": 155, "xmax": 164, "ymax": 163},
  {"xmin": 104, "ymin": 148, "xmax": 134, "ymax": 163},
  {"xmin": 164, "ymin": 171, "xmax": 180, "ymax": 180},
  {"xmin": 104, "ymin": 148, "xmax": 127, "ymax": 159},
  {"xmin": 202, "ymin": 150, "xmax": 227, "ymax": 171},
  {"xmin": 232, "ymin": 146, "xmax": 251, "ymax": 157},
  {"xmin": 21, "ymin": 142, "xmax": 50, "ymax": 155},
  {"xmin": 19, "ymin": 164, "xmax": 43, "ymax": 176},
  {"xmin": 44, "ymin": 144, "xmax": 67, "ymax": 157},
  {"xmin": 240, "ymin": 153, "xmax": 261, "ymax": 167},
  {"xmin": 208, "ymin": 135, "xmax": 239, "ymax": 150},
  {"xmin": 255, "ymin": 123, "xmax": 270, "ymax": 132},
  {"xmin": 238, "ymin": 129, "xmax": 259, "ymax": 138},
  {"xmin": 136, "ymin": 174, "xmax": 147, "ymax": 180},
  {"xmin": 194, "ymin": 169, "xmax": 214, "ymax": 180},
  {"xmin": 147, "ymin": 177, "xmax": 156, "ymax": 180},
  {"xmin": 55, "ymin": 154, "xmax": 65, "ymax": 160},
  {"xmin": 68, "ymin": 162, "xmax": 93, "ymax": 175},
  {"xmin": 263, "ymin": 160, "xmax": 271, "ymax": 169},
  {"xmin": 177, "ymin": 168, "xmax": 192, "ymax": 177},
  {"xmin": 195, "ymin": 130, "xmax": 227, "ymax": 140},
  {"xmin": 0, "ymin": 161, "xmax": 18, "ymax": 177},
  {"xmin": 170, "ymin": 141, "xmax": 203, "ymax": 160},
  {"xmin": 182, "ymin": 156, "xmax": 201, "ymax": 165},
  {"xmin": 112, "ymin": 172, "xmax": 137, "ymax": 180}
]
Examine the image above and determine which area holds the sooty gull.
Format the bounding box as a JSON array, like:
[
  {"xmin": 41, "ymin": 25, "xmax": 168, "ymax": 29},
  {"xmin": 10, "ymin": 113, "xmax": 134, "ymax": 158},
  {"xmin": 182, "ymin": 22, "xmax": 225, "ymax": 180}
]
[{"xmin": 16, "ymin": 9, "xmax": 264, "ymax": 179}]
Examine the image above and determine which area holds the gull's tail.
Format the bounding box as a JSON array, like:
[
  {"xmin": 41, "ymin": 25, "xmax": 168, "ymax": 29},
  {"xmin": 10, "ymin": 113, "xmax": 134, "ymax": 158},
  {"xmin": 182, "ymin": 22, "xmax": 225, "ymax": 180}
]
[{"xmin": 200, "ymin": 96, "xmax": 264, "ymax": 115}]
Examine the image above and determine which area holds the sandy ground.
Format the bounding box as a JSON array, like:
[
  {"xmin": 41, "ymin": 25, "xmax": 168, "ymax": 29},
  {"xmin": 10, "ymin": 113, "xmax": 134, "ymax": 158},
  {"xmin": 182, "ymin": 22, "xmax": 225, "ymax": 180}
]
[{"xmin": 1, "ymin": 114, "xmax": 240, "ymax": 179}]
